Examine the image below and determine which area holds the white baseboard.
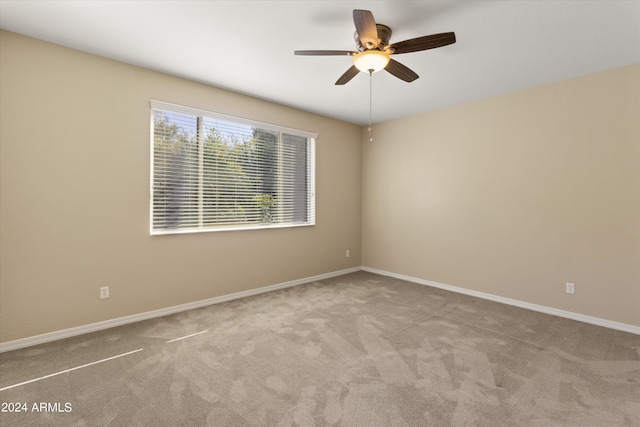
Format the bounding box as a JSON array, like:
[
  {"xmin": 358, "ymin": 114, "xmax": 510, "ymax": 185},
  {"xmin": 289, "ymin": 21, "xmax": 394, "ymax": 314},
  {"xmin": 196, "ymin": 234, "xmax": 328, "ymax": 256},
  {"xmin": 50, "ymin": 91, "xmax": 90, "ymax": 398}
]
[
  {"xmin": 362, "ymin": 266, "xmax": 640, "ymax": 335},
  {"xmin": 0, "ymin": 267, "xmax": 361, "ymax": 353}
]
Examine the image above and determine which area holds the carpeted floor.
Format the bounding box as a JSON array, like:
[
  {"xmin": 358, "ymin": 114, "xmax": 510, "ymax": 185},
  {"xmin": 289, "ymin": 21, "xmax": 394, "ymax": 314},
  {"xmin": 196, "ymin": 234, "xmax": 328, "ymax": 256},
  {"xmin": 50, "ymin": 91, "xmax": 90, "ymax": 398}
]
[{"xmin": 1, "ymin": 271, "xmax": 639, "ymax": 426}]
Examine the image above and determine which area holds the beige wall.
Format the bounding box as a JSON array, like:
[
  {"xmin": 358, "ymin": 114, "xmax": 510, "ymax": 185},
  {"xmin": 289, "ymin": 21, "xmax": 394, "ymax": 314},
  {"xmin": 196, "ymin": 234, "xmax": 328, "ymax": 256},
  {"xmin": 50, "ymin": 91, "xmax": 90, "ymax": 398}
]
[
  {"xmin": 363, "ymin": 64, "xmax": 640, "ymax": 327},
  {"xmin": 0, "ymin": 31, "xmax": 362, "ymax": 343}
]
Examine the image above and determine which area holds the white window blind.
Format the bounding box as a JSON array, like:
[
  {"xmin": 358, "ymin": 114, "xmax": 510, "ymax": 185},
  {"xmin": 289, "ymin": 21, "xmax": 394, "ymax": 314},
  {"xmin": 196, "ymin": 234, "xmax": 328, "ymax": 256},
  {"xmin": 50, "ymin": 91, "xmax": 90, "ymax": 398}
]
[{"xmin": 150, "ymin": 101, "xmax": 316, "ymax": 235}]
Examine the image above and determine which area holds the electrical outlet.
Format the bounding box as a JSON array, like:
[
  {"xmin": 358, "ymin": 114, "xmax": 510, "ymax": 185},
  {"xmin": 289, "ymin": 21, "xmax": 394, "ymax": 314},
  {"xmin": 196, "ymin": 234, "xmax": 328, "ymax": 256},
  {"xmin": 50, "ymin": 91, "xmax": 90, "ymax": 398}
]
[
  {"xmin": 100, "ymin": 286, "xmax": 110, "ymax": 299},
  {"xmin": 345, "ymin": 249, "xmax": 350, "ymax": 258},
  {"xmin": 566, "ymin": 283, "xmax": 574, "ymax": 294}
]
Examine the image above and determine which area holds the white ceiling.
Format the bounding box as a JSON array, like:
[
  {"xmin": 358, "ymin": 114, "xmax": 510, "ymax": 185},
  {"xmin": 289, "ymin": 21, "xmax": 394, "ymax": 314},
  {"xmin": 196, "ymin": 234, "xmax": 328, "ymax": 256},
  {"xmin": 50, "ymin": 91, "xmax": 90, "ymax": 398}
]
[{"xmin": 1, "ymin": 1, "xmax": 639, "ymax": 125}]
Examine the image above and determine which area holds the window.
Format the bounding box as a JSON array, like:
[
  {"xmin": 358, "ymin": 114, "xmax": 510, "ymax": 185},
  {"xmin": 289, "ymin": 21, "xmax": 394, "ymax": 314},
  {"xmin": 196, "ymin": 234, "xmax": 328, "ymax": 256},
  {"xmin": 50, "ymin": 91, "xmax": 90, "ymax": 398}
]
[{"xmin": 150, "ymin": 101, "xmax": 316, "ymax": 234}]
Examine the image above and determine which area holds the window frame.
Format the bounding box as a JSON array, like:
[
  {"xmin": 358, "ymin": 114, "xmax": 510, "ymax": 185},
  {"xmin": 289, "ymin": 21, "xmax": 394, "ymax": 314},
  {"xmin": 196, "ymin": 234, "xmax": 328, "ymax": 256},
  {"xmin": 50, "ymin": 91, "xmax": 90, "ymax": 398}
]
[{"xmin": 150, "ymin": 100, "xmax": 316, "ymax": 235}]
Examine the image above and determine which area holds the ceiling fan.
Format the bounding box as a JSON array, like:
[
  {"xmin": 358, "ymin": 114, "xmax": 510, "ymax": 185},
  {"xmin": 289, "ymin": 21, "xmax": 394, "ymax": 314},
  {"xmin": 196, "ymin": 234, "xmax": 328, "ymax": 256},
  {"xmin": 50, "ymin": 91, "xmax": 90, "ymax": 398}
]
[{"xmin": 295, "ymin": 9, "xmax": 456, "ymax": 85}]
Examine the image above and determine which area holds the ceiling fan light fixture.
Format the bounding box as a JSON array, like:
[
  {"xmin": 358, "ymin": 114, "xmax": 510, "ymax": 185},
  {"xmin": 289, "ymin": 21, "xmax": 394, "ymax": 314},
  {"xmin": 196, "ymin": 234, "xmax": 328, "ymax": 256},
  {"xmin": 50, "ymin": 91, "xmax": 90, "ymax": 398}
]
[{"xmin": 353, "ymin": 50, "xmax": 390, "ymax": 73}]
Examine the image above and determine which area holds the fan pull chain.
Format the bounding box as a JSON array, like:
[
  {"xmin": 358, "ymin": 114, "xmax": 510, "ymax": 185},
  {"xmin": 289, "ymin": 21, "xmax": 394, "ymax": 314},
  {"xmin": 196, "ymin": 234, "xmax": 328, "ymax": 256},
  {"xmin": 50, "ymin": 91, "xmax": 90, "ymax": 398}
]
[{"xmin": 368, "ymin": 70, "xmax": 374, "ymax": 143}]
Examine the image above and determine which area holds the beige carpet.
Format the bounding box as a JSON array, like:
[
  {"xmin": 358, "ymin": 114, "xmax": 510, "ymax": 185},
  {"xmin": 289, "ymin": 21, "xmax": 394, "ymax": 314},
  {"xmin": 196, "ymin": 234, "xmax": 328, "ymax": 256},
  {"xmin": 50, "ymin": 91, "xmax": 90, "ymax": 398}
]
[{"xmin": 1, "ymin": 271, "xmax": 639, "ymax": 426}]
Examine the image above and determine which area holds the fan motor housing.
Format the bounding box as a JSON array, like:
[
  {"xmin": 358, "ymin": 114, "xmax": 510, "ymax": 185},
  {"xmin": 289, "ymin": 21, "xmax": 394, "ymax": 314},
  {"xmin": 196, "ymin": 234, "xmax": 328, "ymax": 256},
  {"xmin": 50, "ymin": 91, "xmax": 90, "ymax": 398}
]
[{"xmin": 355, "ymin": 24, "xmax": 392, "ymax": 51}]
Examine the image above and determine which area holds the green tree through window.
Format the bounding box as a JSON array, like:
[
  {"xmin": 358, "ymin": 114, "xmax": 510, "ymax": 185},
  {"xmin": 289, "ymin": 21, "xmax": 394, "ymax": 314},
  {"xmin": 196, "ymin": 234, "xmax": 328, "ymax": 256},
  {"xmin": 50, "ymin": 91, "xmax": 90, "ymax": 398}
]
[{"xmin": 151, "ymin": 102, "xmax": 315, "ymax": 234}]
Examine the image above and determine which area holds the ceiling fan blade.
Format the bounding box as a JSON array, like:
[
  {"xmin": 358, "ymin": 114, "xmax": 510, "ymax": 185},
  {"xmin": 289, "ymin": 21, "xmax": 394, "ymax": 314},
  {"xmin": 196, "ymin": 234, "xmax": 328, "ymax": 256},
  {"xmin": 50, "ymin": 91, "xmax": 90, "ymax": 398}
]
[
  {"xmin": 295, "ymin": 50, "xmax": 356, "ymax": 56},
  {"xmin": 389, "ymin": 32, "xmax": 456, "ymax": 55},
  {"xmin": 353, "ymin": 9, "xmax": 378, "ymax": 49},
  {"xmin": 385, "ymin": 59, "xmax": 419, "ymax": 82},
  {"xmin": 335, "ymin": 65, "xmax": 360, "ymax": 85}
]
